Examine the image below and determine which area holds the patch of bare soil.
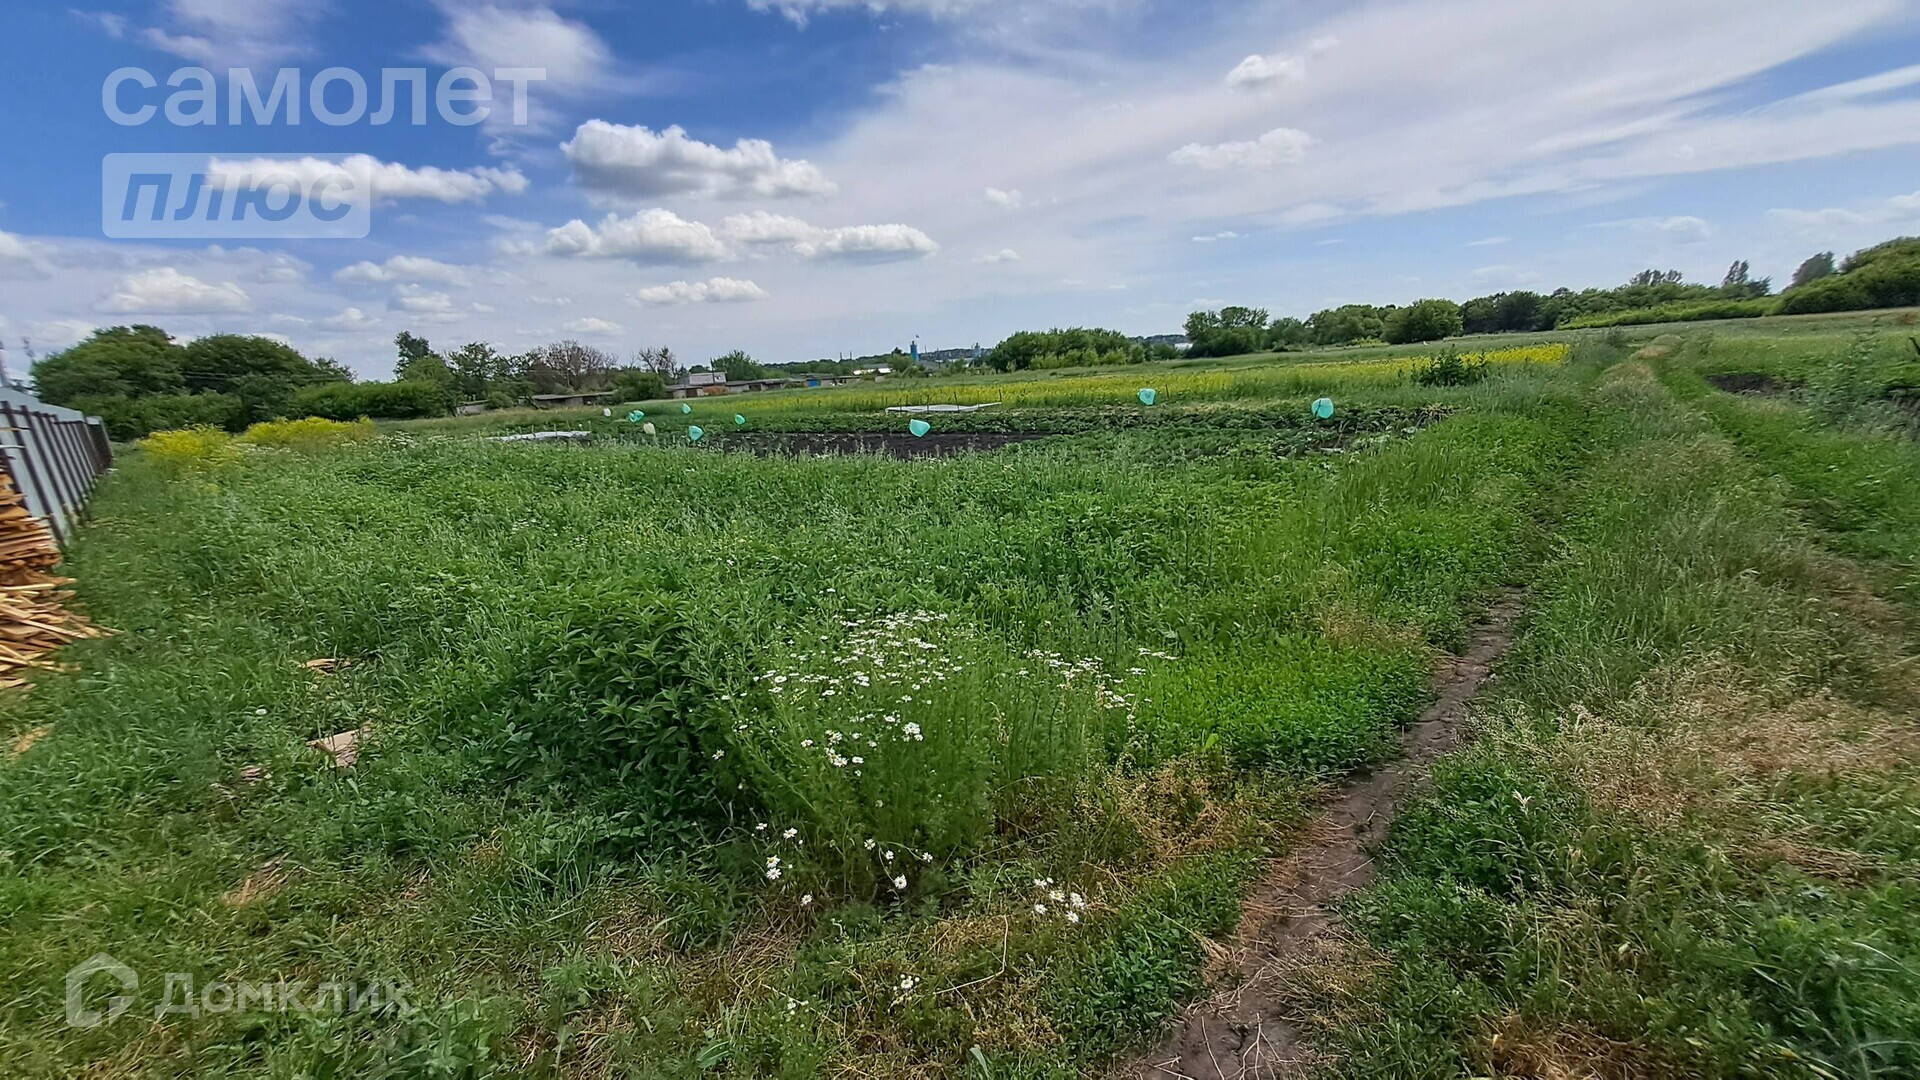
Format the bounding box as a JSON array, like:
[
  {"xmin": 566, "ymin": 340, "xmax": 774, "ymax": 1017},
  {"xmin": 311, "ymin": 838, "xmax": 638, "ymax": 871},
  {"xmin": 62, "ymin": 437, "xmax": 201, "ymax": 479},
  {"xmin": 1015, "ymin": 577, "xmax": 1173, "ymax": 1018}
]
[
  {"xmin": 1704, "ymin": 372, "xmax": 1789, "ymax": 396},
  {"xmin": 1132, "ymin": 591, "xmax": 1525, "ymax": 1079}
]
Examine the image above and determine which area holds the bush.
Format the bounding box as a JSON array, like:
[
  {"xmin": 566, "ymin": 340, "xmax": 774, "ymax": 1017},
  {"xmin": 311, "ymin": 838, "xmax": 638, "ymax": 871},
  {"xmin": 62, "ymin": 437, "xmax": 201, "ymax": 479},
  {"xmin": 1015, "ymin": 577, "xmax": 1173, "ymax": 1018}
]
[
  {"xmin": 612, "ymin": 370, "xmax": 666, "ymax": 403},
  {"xmin": 291, "ymin": 379, "xmax": 451, "ymax": 420},
  {"xmin": 1777, "ymin": 255, "xmax": 1920, "ymax": 315},
  {"xmin": 135, "ymin": 425, "xmax": 242, "ymax": 470},
  {"xmin": 74, "ymin": 392, "xmax": 246, "ymax": 441},
  {"xmin": 1562, "ymin": 298, "xmax": 1777, "ymax": 328},
  {"xmin": 238, "ymin": 417, "xmax": 377, "ymax": 452},
  {"xmin": 477, "ymin": 604, "xmax": 734, "ymax": 849},
  {"xmin": 1413, "ymin": 347, "xmax": 1492, "ymax": 387}
]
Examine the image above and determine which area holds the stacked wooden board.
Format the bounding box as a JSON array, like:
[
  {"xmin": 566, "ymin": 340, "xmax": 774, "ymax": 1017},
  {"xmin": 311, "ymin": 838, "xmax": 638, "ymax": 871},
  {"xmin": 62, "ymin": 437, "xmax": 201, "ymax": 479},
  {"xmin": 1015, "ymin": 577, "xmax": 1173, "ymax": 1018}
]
[{"xmin": 0, "ymin": 470, "xmax": 106, "ymax": 690}]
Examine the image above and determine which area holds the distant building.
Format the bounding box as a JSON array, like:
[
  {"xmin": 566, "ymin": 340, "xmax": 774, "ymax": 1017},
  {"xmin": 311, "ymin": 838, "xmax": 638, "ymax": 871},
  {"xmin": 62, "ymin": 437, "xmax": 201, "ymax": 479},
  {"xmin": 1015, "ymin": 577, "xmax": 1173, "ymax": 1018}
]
[
  {"xmin": 454, "ymin": 401, "xmax": 490, "ymax": 416},
  {"xmin": 665, "ymin": 371, "xmax": 730, "ymax": 399}
]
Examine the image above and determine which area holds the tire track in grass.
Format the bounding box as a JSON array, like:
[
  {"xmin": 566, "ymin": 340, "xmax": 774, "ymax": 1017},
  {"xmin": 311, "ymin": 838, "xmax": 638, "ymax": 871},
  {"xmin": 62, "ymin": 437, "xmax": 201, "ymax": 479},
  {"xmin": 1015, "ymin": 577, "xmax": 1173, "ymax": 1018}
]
[{"xmin": 1134, "ymin": 590, "xmax": 1526, "ymax": 1079}]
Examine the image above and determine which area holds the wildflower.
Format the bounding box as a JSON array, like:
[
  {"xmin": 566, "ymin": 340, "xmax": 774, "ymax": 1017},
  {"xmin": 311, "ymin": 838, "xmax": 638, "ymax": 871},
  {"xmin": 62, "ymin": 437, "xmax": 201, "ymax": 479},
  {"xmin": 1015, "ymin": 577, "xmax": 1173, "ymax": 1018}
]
[
  {"xmin": 1049, "ymin": 889, "xmax": 1065, "ymax": 903},
  {"xmin": 1069, "ymin": 893, "xmax": 1086, "ymax": 909},
  {"xmin": 851, "ymin": 756, "xmax": 865, "ymax": 766},
  {"xmin": 865, "ymin": 839, "xmax": 877, "ymax": 850},
  {"xmin": 883, "ymin": 850, "xmax": 895, "ymax": 862},
  {"xmin": 920, "ymin": 852, "xmax": 933, "ymax": 863},
  {"xmin": 712, "ymin": 750, "xmax": 725, "ymax": 760},
  {"xmin": 897, "ymin": 975, "xmax": 917, "ymax": 991},
  {"xmin": 801, "ymin": 894, "xmax": 814, "ymax": 906},
  {"xmin": 783, "ymin": 828, "xmax": 799, "ymax": 839},
  {"xmin": 902, "ymin": 722, "xmax": 923, "ymax": 740},
  {"xmin": 801, "ymin": 739, "xmax": 814, "ymax": 748},
  {"xmin": 892, "ymin": 874, "xmax": 908, "ymax": 890},
  {"xmin": 756, "ymin": 823, "xmax": 769, "ymax": 832},
  {"xmin": 1066, "ymin": 911, "xmax": 1081, "ymax": 924},
  {"xmin": 1033, "ymin": 903, "xmax": 1048, "ymax": 915},
  {"xmin": 254, "ymin": 708, "xmax": 268, "ymax": 716}
]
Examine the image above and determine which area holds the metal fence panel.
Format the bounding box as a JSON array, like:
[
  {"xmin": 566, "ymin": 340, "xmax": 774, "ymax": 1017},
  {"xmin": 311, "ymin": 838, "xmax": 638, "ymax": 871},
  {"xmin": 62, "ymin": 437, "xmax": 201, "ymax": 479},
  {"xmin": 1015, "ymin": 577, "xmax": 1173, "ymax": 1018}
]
[{"xmin": 0, "ymin": 389, "xmax": 112, "ymax": 545}]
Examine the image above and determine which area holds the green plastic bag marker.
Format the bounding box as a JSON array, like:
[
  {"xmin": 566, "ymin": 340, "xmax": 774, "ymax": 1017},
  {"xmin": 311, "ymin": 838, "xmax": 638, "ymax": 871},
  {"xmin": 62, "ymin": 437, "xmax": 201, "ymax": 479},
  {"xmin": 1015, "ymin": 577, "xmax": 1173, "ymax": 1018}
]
[
  {"xmin": 681, "ymin": 403, "xmax": 693, "ymax": 414},
  {"xmin": 627, "ymin": 410, "xmax": 644, "ymax": 423},
  {"xmin": 908, "ymin": 419, "xmax": 931, "ymax": 438},
  {"xmin": 1137, "ymin": 388, "xmax": 1157, "ymax": 406},
  {"xmin": 733, "ymin": 414, "xmax": 747, "ymax": 427},
  {"xmin": 1312, "ymin": 397, "xmax": 1335, "ymax": 420},
  {"xmin": 687, "ymin": 425, "xmax": 705, "ymax": 443}
]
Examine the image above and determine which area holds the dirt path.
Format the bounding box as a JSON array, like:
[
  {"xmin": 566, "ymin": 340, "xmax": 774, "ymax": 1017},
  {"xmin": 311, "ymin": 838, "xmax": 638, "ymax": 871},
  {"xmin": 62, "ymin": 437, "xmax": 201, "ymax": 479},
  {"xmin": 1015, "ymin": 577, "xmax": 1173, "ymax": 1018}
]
[{"xmin": 1133, "ymin": 590, "xmax": 1526, "ymax": 1079}]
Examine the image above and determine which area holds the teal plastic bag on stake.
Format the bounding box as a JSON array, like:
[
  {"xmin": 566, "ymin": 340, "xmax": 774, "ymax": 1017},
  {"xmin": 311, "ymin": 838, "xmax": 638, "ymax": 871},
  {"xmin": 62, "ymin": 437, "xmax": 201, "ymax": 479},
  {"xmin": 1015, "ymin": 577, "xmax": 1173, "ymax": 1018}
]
[
  {"xmin": 733, "ymin": 414, "xmax": 746, "ymax": 426},
  {"xmin": 908, "ymin": 419, "xmax": 931, "ymax": 437},
  {"xmin": 687, "ymin": 425, "xmax": 705, "ymax": 443},
  {"xmin": 681, "ymin": 403, "xmax": 693, "ymax": 414},
  {"xmin": 627, "ymin": 411, "xmax": 644, "ymax": 423},
  {"xmin": 1137, "ymin": 388, "xmax": 1157, "ymax": 406},
  {"xmin": 1312, "ymin": 398, "xmax": 1335, "ymax": 419}
]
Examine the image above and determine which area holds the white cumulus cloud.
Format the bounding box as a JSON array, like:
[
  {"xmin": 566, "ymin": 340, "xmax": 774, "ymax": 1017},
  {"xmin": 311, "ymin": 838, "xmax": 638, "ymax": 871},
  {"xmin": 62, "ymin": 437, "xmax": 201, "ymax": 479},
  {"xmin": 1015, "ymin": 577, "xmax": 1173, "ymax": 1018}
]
[
  {"xmin": 977, "ymin": 248, "xmax": 1021, "ymax": 263},
  {"xmin": 562, "ymin": 316, "xmax": 623, "ymax": 334},
  {"xmin": 564, "ymin": 120, "xmax": 838, "ymax": 201},
  {"xmin": 98, "ymin": 267, "xmax": 252, "ymax": 314},
  {"xmin": 319, "ymin": 306, "xmax": 378, "ymax": 331},
  {"xmin": 718, "ymin": 212, "xmax": 939, "ymax": 262},
  {"xmin": 983, "ymin": 186, "xmax": 1026, "ymax": 208},
  {"xmin": 527, "ymin": 209, "xmax": 730, "ymax": 263},
  {"xmin": 206, "ymin": 155, "xmax": 527, "ymax": 205},
  {"xmin": 631, "ymin": 277, "xmax": 770, "ymax": 305},
  {"xmin": 334, "ymin": 256, "xmax": 471, "ymax": 285},
  {"xmin": 1169, "ymin": 127, "xmax": 1315, "ymax": 170}
]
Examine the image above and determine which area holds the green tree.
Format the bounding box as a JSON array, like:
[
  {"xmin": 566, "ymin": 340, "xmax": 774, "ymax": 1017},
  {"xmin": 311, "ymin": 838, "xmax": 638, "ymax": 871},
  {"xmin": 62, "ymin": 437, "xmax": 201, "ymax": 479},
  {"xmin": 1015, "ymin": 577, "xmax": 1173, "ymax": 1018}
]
[
  {"xmin": 394, "ymin": 331, "xmax": 456, "ymax": 390},
  {"xmin": 1384, "ymin": 299, "xmax": 1464, "ymax": 344},
  {"xmin": 1790, "ymin": 252, "xmax": 1836, "ymax": 289},
  {"xmin": 31, "ymin": 326, "xmax": 187, "ymax": 405},
  {"xmin": 612, "ymin": 369, "xmax": 666, "ymax": 402},
  {"xmin": 1268, "ymin": 317, "xmax": 1310, "ymax": 350},
  {"xmin": 712, "ymin": 350, "xmax": 767, "ymax": 381},
  {"xmin": 1306, "ymin": 305, "xmax": 1386, "ymax": 346}
]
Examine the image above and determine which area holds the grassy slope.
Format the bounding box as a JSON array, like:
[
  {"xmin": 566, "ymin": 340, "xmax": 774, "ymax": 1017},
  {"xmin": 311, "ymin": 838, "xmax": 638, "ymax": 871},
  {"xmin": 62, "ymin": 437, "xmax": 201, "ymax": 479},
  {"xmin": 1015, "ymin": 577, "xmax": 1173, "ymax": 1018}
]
[
  {"xmin": 1, "ymin": 362, "xmax": 1584, "ymax": 1076},
  {"xmin": 1315, "ymin": 350, "xmax": 1920, "ymax": 1077}
]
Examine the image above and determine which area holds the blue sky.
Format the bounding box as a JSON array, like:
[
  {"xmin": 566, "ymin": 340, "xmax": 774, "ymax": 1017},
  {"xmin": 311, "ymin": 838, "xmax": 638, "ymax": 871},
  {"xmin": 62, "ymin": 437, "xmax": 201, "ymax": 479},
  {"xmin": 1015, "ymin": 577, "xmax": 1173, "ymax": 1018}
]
[{"xmin": 4, "ymin": 0, "xmax": 1920, "ymax": 377}]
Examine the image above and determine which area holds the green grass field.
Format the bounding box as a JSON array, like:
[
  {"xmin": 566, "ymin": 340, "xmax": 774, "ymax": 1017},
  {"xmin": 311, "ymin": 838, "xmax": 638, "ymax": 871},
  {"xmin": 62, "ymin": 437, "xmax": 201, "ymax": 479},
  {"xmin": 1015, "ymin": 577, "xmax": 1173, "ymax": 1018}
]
[{"xmin": 3, "ymin": 314, "xmax": 1917, "ymax": 1077}]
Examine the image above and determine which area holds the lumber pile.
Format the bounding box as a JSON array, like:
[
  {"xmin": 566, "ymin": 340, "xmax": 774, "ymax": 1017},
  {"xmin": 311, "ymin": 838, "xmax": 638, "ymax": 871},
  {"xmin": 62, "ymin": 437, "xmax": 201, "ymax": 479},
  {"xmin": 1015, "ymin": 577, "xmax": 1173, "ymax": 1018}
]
[{"xmin": 0, "ymin": 471, "xmax": 108, "ymax": 690}]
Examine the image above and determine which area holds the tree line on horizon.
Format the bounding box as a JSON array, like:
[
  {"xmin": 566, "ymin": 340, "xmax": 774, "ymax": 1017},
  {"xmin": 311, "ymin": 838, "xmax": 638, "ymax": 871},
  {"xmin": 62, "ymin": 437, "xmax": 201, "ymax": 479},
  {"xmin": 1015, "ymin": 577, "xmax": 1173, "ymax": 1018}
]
[{"xmin": 983, "ymin": 235, "xmax": 1920, "ymax": 369}]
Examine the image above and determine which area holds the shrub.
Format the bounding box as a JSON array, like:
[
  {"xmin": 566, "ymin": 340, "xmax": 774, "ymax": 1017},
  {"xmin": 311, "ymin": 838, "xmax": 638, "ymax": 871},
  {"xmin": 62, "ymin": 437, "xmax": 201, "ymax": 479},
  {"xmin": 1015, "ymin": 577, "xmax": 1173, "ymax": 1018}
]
[
  {"xmin": 1413, "ymin": 347, "xmax": 1492, "ymax": 387},
  {"xmin": 476, "ymin": 603, "xmax": 734, "ymax": 849},
  {"xmin": 1777, "ymin": 255, "xmax": 1920, "ymax": 315},
  {"xmin": 74, "ymin": 392, "xmax": 246, "ymax": 441},
  {"xmin": 1561, "ymin": 298, "xmax": 1777, "ymax": 328},
  {"xmin": 135, "ymin": 425, "xmax": 242, "ymax": 470},
  {"xmin": 238, "ymin": 416, "xmax": 377, "ymax": 452},
  {"xmin": 291, "ymin": 379, "xmax": 451, "ymax": 420}
]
